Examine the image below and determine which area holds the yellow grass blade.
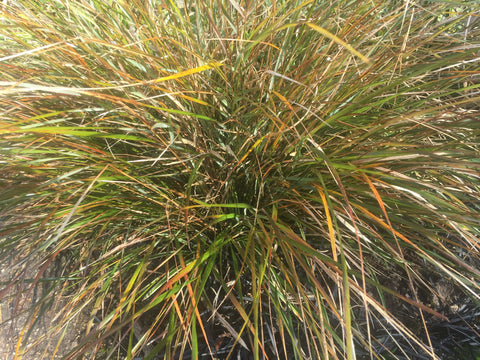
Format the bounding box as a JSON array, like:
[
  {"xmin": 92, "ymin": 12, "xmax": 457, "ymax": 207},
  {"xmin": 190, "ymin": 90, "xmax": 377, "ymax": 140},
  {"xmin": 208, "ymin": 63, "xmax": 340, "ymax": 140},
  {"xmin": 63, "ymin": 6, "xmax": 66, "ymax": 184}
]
[
  {"xmin": 315, "ymin": 185, "xmax": 338, "ymax": 262},
  {"xmin": 153, "ymin": 62, "xmax": 223, "ymax": 83},
  {"xmin": 306, "ymin": 23, "xmax": 370, "ymax": 64}
]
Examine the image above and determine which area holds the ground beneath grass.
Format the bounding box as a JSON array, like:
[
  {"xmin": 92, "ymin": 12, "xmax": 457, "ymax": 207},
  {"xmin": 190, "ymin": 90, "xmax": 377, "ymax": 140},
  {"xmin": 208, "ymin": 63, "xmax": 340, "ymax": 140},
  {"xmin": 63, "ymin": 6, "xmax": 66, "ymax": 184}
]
[
  {"xmin": 1, "ymin": 253, "xmax": 478, "ymax": 359},
  {"xmin": 0, "ymin": 255, "xmax": 90, "ymax": 360}
]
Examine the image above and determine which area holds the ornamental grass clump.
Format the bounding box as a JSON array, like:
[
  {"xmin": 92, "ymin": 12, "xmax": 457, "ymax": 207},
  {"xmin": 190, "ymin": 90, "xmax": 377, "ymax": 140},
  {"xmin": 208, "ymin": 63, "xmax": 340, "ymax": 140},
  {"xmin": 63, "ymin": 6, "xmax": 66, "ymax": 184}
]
[{"xmin": 1, "ymin": 0, "xmax": 479, "ymax": 359}]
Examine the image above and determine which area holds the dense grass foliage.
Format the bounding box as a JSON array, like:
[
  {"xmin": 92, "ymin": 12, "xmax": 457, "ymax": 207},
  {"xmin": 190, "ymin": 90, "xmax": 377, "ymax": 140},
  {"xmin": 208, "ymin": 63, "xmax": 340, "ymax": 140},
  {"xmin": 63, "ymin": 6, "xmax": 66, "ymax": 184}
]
[{"xmin": 1, "ymin": 0, "xmax": 479, "ymax": 359}]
